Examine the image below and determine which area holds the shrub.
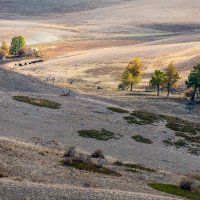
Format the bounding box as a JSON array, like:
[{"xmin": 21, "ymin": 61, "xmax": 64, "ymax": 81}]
[
  {"xmin": 118, "ymin": 82, "xmax": 128, "ymax": 90},
  {"xmin": 13, "ymin": 96, "xmax": 60, "ymax": 109},
  {"xmin": 64, "ymin": 146, "xmax": 76, "ymax": 158},
  {"xmin": 179, "ymin": 178, "xmax": 194, "ymax": 191},
  {"xmin": 78, "ymin": 129, "xmax": 116, "ymax": 141},
  {"xmin": 132, "ymin": 135, "xmax": 153, "ymax": 144},
  {"xmin": 107, "ymin": 107, "xmax": 129, "ymax": 113},
  {"xmin": 92, "ymin": 149, "xmax": 105, "ymax": 159}
]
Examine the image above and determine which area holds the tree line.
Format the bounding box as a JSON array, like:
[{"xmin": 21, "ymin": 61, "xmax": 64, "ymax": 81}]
[
  {"xmin": 119, "ymin": 57, "xmax": 200, "ymax": 101},
  {"xmin": 0, "ymin": 36, "xmax": 40, "ymax": 60}
]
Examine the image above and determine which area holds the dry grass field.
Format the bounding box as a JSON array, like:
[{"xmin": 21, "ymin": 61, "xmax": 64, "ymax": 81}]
[{"xmin": 0, "ymin": 0, "xmax": 200, "ymax": 199}]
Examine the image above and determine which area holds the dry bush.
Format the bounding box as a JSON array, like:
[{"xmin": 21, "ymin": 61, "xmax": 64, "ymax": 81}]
[
  {"xmin": 92, "ymin": 149, "xmax": 105, "ymax": 159},
  {"xmin": 64, "ymin": 146, "xmax": 76, "ymax": 158},
  {"xmin": 179, "ymin": 178, "xmax": 194, "ymax": 191}
]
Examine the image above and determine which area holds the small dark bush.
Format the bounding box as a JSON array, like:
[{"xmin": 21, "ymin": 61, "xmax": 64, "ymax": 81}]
[
  {"xmin": 92, "ymin": 149, "xmax": 105, "ymax": 159},
  {"xmin": 64, "ymin": 146, "xmax": 76, "ymax": 158},
  {"xmin": 132, "ymin": 135, "xmax": 153, "ymax": 144},
  {"xmin": 107, "ymin": 107, "xmax": 129, "ymax": 113},
  {"xmin": 78, "ymin": 129, "xmax": 116, "ymax": 141},
  {"xmin": 13, "ymin": 96, "xmax": 60, "ymax": 109},
  {"xmin": 180, "ymin": 178, "xmax": 194, "ymax": 191}
]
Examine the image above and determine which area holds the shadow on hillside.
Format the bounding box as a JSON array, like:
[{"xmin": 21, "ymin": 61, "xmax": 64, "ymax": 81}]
[{"xmin": 0, "ymin": 66, "xmax": 63, "ymax": 94}]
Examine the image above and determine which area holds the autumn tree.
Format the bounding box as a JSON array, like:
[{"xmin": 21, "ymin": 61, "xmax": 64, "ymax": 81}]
[
  {"xmin": 149, "ymin": 69, "xmax": 165, "ymax": 96},
  {"xmin": 164, "ymin": 62, "xmax": 180, "ymax": 96},
  {"xmin": 10, "ymin": 36, "xmax": 26, "ymax": 56},
  {"xmin": 0, "ymin": 49, "xmax": 6, "ymax": 60},
  {"xmin": 121, "ymin": 57, "xmax": 142, "ymax": 91},
  {"xmin": 186, "ymin": 63, "xmax": 200, "ymax": 101},
  {"xmin": 1, "ymin": 41, "xmax": 9, "ymax": 55}
]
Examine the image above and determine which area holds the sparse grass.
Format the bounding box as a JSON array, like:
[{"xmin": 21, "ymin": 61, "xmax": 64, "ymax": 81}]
[
  {"xmin": 124, "ymin": 116, "xmax": 142, "ymax": 125},
  {"xmin": 78, "ymin": 129, "xmax": 121, "ymax": 141},
  {"xmin": 148, "ymin": 183, "xmax": 200, "ymax": 200},
  {"xmin": 163, "ymin": 139, "xmax": 174, "ymax": 146},
  {"xmin": 123, "ymin": 111, "xmax": 200, "ymax": 136},
  {"xmin": 13, "ymin": 96, "xmax": 60, "ymax": 109},
  {"xmin": 132, "ymin": 135, "xmax": 153, "ymax": 144},
  {"xmin": 131, "ymin": 111, "xmax": 161, "ymax": 124},
  {"xmin": 70, "ymin": 161, "xmax": 121, "ymax": 176},
  {"xmin": 188, "ymin": 147, "xmax": 199, "ymax": 156},
  {"xmin": 161, "ymin": 115, "xmax": 200, "ymax": 135},
  {"xmin": 194, "ymin": 175, "xmax": 200, "ymax": 181},
  {"xmin": 174, "ymin": 139, "xmax": 188, "ymax": 148},
  {"xmin": 126, "ymin": 111, "xmax": 162, "ymax": 125},
  {"xmin": 175, "ymin": 132, "xmax": 200, "ymax": 143},
  {"xmin": 62, "ymin": 159, "xmax": 121, "ymax": 177},
  {"xmin": 107, "ymin": 107, "xmax": 129, "ymax": 113},
  {"xmin": 114, "ymin": 161, "xmax": 156, "ymax": 172}
]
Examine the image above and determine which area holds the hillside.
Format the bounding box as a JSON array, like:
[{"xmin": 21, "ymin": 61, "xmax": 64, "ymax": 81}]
[{"xmin": 0, "ymin": 0, "xmax": 200, "ymax": 199}]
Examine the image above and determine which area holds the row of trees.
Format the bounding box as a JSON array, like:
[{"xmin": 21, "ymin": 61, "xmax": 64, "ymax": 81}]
[
  {"xmin": 119, "ymin": 57, "xmax": 200, "ymax": 101},
  {"xmin": 0, "ymin": 36, "xmax": 27, "ymax": 60}
]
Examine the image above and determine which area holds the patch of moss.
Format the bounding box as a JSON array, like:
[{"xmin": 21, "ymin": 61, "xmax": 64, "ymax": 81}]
[
  {"xmin": 123, "ymin": 116, "xmax": 142, "ymax": 125},
  {"xmin": 161, "ymin": 115, "xmax": 200, "ymax": 135},
  {"xmin": 107, "ymin": 107, "xmax": 129, "ymax": 113},
  {"xmin": 194, "ymin": 175, "xmax": 200, "ymax": 181},
  {"xmin": 175, "ymin": 132, "xmax": 200, "ymax": 143},
  {"xmin": 148, "ymin": 183, "xmax": 200, "ymax": 200},
  {"xmin": 174, "ymin": 140, "xmax": 188, "ymax": 148},
  {"xmin": 114, "ymin": 161, "xmax": 156, "ymax": 172},
  {"xmin": 78, "ymin": 129, "xmax": 121, "ymax": 141},
  {"xmin": 63, "ymin": 160, "xmax": 121, "ymax": 177},
  {"xmin": 130, "ymin": 111, "xmax": 162, "ymax": 125},
  {"xmin": 132, "ymin": 135, "xmax": 153, "ymax": 144},
  {"xmin": 13, "ymin": 96, "xmax": 60, "ymax": 109},
  {"xmin": 163, "ymin": 139, "xmax": 174, "ymax": 146}
]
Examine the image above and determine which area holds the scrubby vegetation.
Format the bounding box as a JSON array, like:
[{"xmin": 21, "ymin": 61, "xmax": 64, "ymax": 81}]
[
  {"xmin": 148, "ymin": 182, "xmax": 200, "ymax": 200},
  {"xmin": 13, "ymin": 96, "xmax": 60, "ymax": 109},
  {"xmin": 63, "ymin": 147, "xmax": 121, "ymax": 176},
  {"xmin": 107, "ymin": 107, "xmax": 129, "ymax": 113},
  {"xmin": 132, "ymin": 135, "xmax": 153, "ymax": 144},
  {"xmin": 124, "ymin": 111, "xmax": 162, "ymax": 125},
  {"xmin": 114, "ymin": 161, "xmax": 156, "ymax": 173},
  {"xmin": 161, "ymin": 115, "xmax": 200, "ymax": 135},
  {"xmin": 78, "ymin": 129, "xmax": 122, "ymax": 141}
]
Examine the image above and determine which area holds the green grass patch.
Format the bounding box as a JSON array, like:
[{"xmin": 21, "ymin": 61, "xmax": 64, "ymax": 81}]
[
  {"xmin": 161, "ymin": 115, "xmax": 200, "ymax": 135},
  {"xmin": 63, "ymin": 160, "xmax": 121, "ymax": 177},
  {"xmin": 129, "ymin": 111, "xmax": 162, "ymax": 125},
  {"xmin": 148, "ymin": 183, "xmax": 200, "ymax": 200},
  {"xmin": 114, "ymin": 161, "xmax": 156, "ymax": 173},
  {"xmin": 132, "ymin": 135, "xmax": 153, "ymax": 144},
  {"xmin": 107, "ymin": 107, "xmax": 129, "ymax": 113},
  {"xmin": 174, "ymin": 139, "xmax": 188, "ymax": 148},
  {"xmin": 78, "ymin": 129, "xmax": 121, "ymax": 141},
  {"xmin": 163, "ymin": 139, "xmax": 174, "ymax": 146},
  {"xmin": 13, "ymin": 96, "xmax": 60, "ymax": 109},
  {"xmin": 123, "ymin": 110, "xmax": 200, "ymax": 135},
  {"xmin": 194, "ymin": 175, "xmax": 200, "ymax": 181},
  {"xmin": 175, "ymin": 132, "xmax": 200, "ymax": 143}
]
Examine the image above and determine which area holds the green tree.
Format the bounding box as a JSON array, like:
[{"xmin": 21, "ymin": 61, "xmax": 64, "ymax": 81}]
[
  {"xmin": 122, "ymin": 57, "xmax": 142, "ymax": 91},
  {"xmin": 10, "ymin": 36, "xmax": 26, "ymax": 56},
  {"xmin": 186, "ymin": 63, "xmax": 200, "ymax": 101},
  {"xmin": 149, "ymin": 69, "xmax": 165, "ymax": 96},
  {"xmin": 1, "ymin": 41, "xmax": 10, "ymax": 55},
  {"xmin": 164, "ymin": 62, "xmax": 180, "ymax": 96}
]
